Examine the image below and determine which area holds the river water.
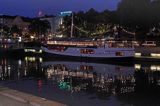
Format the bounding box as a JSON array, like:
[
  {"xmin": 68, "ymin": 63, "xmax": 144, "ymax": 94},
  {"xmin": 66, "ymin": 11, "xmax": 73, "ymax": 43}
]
[{"xmin": 0, "ymin": 56, "xmax": 160, "ymax": 106}]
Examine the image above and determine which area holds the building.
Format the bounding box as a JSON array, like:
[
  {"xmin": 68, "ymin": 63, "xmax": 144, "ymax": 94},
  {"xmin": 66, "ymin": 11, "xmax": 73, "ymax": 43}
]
[
  {"xmin": 40, "ymin": 16, "xmax": 63, "ymax": 35},
  {"xmin": 0, "ymin": 15, "xmax": 31, "ymax": 38},
  {"xmin": 0, "ymin": 15, "xmax": 30, "ymax": 29},
  {"xmin": 39, "ymin": 11, "xmax": 72, "ymax": 38}
]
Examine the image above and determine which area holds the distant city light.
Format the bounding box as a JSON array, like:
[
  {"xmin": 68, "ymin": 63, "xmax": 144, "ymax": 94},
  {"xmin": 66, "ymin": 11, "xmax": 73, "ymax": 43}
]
[
  {"xmin": 30, "ymin": 36, "xmax": 35, "ymax": 39},
  {"xmin": 39, "ymin": 57, "xmax": 43, "ymax": 63},
  {"xmin": 18, "ymin": 60, "xmax": 22, "ymax": 65},
  {"xmin": 18, "ymin": 37, "xmax": 22, "ymax": 42},
  {"xmin": 38, "ymin": 11, "xmax": 43, "ymax": 17}
]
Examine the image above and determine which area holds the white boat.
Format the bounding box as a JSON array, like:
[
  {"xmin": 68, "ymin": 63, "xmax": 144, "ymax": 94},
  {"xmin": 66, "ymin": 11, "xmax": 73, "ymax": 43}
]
[{"xmin": 41, "ymin": 39, "xmax": 135, "ymax": 61}]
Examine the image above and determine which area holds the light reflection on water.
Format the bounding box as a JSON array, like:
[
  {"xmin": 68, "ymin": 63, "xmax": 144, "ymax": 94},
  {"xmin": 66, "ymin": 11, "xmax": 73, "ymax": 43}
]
[
  {"xmin": 0, "ymin": 57, "xmax": 160, "ymax": 106},
  {"xmin": 43, "ymin": 61, "xmax": 135, "ymax": 94}
]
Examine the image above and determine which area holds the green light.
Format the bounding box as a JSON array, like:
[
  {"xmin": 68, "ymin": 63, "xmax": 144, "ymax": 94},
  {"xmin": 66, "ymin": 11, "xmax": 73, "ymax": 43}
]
[{"xmin": 58, "ymin": 81, "xmax": 71, "ymax": 91}]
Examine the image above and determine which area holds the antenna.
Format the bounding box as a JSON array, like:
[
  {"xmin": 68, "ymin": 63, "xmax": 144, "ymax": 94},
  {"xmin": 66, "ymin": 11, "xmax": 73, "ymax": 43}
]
[{"xmin": 0, "ymin": 14, "xmax": 3, "ymax": 38}]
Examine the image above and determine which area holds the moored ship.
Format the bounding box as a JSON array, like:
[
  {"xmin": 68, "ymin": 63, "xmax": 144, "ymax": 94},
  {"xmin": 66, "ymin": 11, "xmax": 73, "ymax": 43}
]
[
  {"xmin": 41, "ymin": 12, "xmax": 135, "ymax": 61},
  {"xmin": 41, "ymin": 39, "xmax": 135, "ymax": 61}
]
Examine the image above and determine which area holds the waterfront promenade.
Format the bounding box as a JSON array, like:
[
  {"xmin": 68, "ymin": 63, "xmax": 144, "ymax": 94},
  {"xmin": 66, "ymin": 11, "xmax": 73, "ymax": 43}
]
[
  {"xmin": 0, "ymin": 94, "xmax": 31, "ymax": 106},
  {"xmin": 0, "ymin": 87, "xmax": 66, "ymax": 106}
]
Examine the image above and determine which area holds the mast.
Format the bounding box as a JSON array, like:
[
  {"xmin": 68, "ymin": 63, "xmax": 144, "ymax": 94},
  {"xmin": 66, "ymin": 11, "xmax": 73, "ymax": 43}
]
[
  {"xmin": 0, "ymin": 14, "xmax": 3, "ymax": 38},
  {"xmin": 70, "ymin": 12, "xmax": 73, "ymax": 38},
  {"xmin": 60, "ymin": 11, "xmax": 73, "ymax": 38}
]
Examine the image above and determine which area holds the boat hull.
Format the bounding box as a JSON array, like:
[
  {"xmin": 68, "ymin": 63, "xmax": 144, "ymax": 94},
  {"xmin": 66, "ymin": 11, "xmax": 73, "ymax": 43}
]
[
  {"xmin": 41, "ymin": 46, "xmax": 135, "ymax": 64},
  {"xmin": 43, "ymin": 52, "xmax": 133, "ymax": 60}
]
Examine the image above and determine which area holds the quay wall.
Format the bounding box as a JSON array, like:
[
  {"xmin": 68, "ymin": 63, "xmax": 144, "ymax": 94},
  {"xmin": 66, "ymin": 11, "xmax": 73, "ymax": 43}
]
[{"xmin": 135, "ymin": 47, "xmax": 160, "ymax": 55}]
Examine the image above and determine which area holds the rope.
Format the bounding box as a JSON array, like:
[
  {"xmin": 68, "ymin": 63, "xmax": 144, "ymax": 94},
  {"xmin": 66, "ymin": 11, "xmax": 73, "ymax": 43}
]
[{"xmin": 74, "ymin": 25, "xmax": 89, "ymax": 34}]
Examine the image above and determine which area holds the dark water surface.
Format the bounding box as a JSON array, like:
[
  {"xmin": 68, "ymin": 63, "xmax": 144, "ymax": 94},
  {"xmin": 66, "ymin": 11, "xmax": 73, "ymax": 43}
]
[{"xmin": 0, "ymin": 56, "xmax": 160, "ymax": 106}]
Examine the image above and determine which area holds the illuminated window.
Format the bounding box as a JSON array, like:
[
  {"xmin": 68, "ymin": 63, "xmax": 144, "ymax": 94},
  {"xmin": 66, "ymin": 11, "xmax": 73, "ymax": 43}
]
[
  {"xmin": 80, "ymin": 65, "xmax": 93, "ymax": 71},
  {"xmin": 116, "ymin": 52, "xmax": 124, "ymax": 56},
  {"xmin": 80, "ymin": 49, "xmax": 95, "ymax": 54},
  {"xmin": 48, "ymin": 46, "xmax": 66, "ymax": 52}
]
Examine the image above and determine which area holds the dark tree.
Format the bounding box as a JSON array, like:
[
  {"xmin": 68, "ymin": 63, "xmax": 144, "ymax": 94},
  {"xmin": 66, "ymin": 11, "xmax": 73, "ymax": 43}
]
[
  {"xmin": 29, "ymin": 19, "xmax": 50, "ymax": 36},
  {"xmin": 10, "ymin": 25, "xmax": 22, "ymax": 36},
  {"xmin": 116, "ymin": 0, "xmax": 160, "ymax": 40}
]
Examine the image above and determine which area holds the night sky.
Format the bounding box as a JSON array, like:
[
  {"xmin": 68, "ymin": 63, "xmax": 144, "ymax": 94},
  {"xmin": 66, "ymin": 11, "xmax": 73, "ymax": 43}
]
[{"xmin": 0, "ymin": 0, "xmax": 120, "ymax": 17}]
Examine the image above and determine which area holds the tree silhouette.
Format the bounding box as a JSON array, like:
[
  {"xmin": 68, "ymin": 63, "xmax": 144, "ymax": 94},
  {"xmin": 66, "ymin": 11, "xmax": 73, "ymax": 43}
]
[{"xmin": 29, "ymin": 19, "xmax": 50, "ymax": 37}]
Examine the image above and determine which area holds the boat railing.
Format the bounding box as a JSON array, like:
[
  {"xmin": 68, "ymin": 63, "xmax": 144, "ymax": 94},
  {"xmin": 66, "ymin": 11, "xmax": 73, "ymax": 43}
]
[
  {"xmin": 47, "ymin": 41, "xmax": 98, "ymax": 47},
  {"xmin": 104, "ymin": 41, "xmax": 134, "ymax": 48},
  {"xmin": 47, "ymin": 40, "xmax": 134, "ymax": 48},
  {"xmin": 142, "ymin": 41, "xmax": 156, "ymax": 47}
]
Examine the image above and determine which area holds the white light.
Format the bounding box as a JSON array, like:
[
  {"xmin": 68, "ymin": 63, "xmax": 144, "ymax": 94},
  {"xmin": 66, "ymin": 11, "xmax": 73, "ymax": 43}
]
[
  {"xmin": 30, "ymin": 57, "xmax": 36, "ymax": 62},
  {"xmin": 25, "ymin": 57, "xmax": 28, "ymax": 61},
  {"xmin": 157, "ymin": 66, "xmax": 160, "ymax": 71},
  {"xmin": 8, "ymin": 39, "xmax": 11, "ymax": 42},
  {"xmin": 30, "ymin": 36, "xmax": 34, "ymax": 39},
  {"xmin": 60, "ymin": 11, "xmax": 72, "ymax": 15},
  {"xmin": 135, "ymin": 53, "xmax": 141, "ymax": 56},
  {"xmin": 54, "ymin": 41, "xmax": 57, "ymax": 44},
  {"xmin": 151, "ymin": 65, "xmax": 157, "ymax": 71},
  {"xmin": 24, "ymin": 49, "xmax": 28, "ymax": 52},
  {"xmin": 18, "ymin": 60, "xmax": 22, "ymax": 65},
  {"xmin": 18, "ymin": 37, "xmax": 22, "ymax": 42},
  {"xmin": 25, "ymin": 57, "xmax": 36, "ymax": 62},
  {"xmin": 135, "ymin": 64, "xmax": 141, "ymax": 70},
  {"xmin": 56, "ymin": 34, "xmax": 63, "ymax": 38},
  {"xmin": 39, "ymin": 58, "xmax": 43, "ymax": 63},
  {"xmin": 151, "ymin": 53, "xmax": 157, "ymax": 57},
  {"xmin": 151, "ymin": 53, "xmax": 160, "ymax": 57},
  {"xmin": 39, "ymin": 50, "xmax": 42, "ymax": 53},
  {"xmin": 8, "ymin": 66, "xmax": 11, "ymax": 70},
  {"xmin": 32, "ymin": 49, "xmax": 36, "ymax": 52},
  {"xmin": 24, "ymin": 49, "xmax": 36, "ymax": 53}
]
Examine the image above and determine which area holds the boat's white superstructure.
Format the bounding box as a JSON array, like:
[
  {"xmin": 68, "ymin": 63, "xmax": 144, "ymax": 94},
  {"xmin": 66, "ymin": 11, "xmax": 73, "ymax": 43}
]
[{"xmin": 41, "ymin": 40, "xmax": 135, "ymax": 59}]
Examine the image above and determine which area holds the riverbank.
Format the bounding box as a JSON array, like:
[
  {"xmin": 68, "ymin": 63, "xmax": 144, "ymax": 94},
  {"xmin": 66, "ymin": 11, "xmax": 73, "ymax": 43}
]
[
  {"xmin": 0, "ymin": 86, "xmax": 66, "ymax": 106},
  {"xmin": 0, "ymin": 93, "xmax": 32, "ymax": 106}
]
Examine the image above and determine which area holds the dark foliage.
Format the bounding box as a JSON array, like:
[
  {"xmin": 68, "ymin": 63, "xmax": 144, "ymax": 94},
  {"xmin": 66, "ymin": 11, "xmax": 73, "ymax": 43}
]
[{"xmin": 62, "ymin": 0, "xmax": 160, "ymax": 40}]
